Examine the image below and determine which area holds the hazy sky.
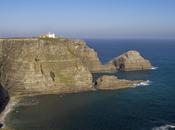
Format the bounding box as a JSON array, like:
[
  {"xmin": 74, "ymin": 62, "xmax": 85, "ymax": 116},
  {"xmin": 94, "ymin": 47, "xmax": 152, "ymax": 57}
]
[{"xmin": 1, "ymin": 0, "xmax": 175, "ymax": 38}]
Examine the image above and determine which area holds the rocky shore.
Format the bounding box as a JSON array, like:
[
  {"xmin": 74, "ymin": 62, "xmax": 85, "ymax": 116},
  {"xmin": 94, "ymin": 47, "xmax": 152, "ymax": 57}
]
[
  {"xmin": 0, "ymin": 37, "xmax": 153, "ymax": 129},
  {"xmin": 95, "ymin": 75, "xmax": 144, "ymax": 90}
]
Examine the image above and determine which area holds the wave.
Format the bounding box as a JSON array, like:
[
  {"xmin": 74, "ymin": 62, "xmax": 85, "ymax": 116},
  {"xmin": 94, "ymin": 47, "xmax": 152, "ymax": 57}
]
[
  {"xmin": 0, "ymin": 98, "xmax": 18, "ymax": 128},
  {"xmin": 133, "ymin": 80, "xmax": 152, "ymax": 87},
  {"xmin": 151, "ymin": 66, "xmax": 159, "ymax": 70},
  {"xmin": 152, "ymin": 124, "xmax": 175, "ymax": 130}
]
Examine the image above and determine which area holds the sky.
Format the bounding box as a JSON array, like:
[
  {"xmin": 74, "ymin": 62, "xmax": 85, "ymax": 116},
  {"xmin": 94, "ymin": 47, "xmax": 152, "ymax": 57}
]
[{"xmin": 0, "ymin": 0, "xmax": 175, "ymax": 39}]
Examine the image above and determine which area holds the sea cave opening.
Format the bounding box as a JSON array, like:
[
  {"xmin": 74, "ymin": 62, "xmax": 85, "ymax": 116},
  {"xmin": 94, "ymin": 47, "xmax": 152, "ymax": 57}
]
[{"xmin": 119, "ymin": 64, "xmax": 125, "ymax": 70}]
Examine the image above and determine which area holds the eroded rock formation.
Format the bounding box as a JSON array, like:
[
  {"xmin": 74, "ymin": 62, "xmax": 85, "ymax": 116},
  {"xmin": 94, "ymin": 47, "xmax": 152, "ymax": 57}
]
[
  {"xmin": 109, "ymin": 50, "xmax": 152, "ymax": 71},
  {"xmin": 95, "ymin": 75, "xmax": 143, "ymax": 90}
]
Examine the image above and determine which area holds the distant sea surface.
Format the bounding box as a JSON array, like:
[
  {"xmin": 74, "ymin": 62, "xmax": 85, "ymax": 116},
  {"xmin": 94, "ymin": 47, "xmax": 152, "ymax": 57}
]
[{"xmin": 6, "ymin": 39, "xmax": 175, "ymax": 130}]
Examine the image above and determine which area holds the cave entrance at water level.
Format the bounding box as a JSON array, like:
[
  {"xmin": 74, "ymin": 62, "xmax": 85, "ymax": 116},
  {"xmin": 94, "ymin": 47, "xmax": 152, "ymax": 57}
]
[{"xmin": 119, "ymin": 64, "xmax": 125, "ymax": 70}]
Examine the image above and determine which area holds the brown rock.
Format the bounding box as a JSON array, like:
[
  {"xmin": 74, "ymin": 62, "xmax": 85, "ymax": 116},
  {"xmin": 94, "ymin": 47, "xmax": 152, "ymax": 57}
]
[
  {"xmin": 109, "ymin": 50, "xmax": 152, "ymax": 71},
  {"xmin": 95, "ymin": 75, "xmax": 143, "ymax": 90},
  {"xmin": 62, "ymin": 39, "xmax": 116, "ymax": 73},
  {"xmin": 0, "ymin": 38, "xmax": 93, "ymax": 97}
]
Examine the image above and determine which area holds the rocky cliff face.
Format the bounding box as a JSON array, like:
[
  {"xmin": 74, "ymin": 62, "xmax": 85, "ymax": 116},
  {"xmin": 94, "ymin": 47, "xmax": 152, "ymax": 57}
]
[
  {"xmin": 62, "ymin": 39, "xmax": 115, "ymax": 73},
  {"xmin": 0, "ymin": 38, "xmax": 95, "ymax": 97},
  {"xmin": 109, "ymin": 50, "xmax": 152, "ymax": 71}
]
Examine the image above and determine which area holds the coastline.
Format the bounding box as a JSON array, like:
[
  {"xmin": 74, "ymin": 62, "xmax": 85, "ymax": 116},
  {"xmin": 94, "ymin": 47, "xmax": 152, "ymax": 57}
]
[
  {"xmin": 0, "ymin": 98, "xmax": 18, "ymax": 128},
  {"xmin": 0, "ymin": 79, "xmax": 151, "ymax": 129}
]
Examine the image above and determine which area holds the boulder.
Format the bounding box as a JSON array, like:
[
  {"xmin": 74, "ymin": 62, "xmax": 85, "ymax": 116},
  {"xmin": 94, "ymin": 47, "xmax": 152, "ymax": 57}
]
[
  {"xmin": 95, "ymin": 75, "xmax": 143, "ymax": 90},
  {"xmin": 109, "ymin": 50, "xmax": 152, "ymax": 71}
]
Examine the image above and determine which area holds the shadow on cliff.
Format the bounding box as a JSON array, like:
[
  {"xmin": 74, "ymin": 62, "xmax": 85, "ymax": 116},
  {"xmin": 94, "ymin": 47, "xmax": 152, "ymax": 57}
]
[{"xmin": 0, "ymin": 84, "xmax": 9, "ymax": 128}]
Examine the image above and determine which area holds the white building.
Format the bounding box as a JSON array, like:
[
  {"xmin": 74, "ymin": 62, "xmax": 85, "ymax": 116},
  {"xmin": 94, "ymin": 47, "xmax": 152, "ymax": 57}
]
[
  {"xmin": 47, "ymin": 32, "xmax": 55, "ymax": 38},
  {"xmin": 40, "ymin": 32, "xmax": 56, "ymax": 38}
]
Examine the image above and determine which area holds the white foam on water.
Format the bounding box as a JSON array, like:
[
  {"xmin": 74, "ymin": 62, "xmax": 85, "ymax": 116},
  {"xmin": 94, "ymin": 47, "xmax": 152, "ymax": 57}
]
[
  {"xmin": 133, "ymin": 80, "xmax": 152, "ymax": 87},
  {"xmin": 0, "ymin": 98, "xmax": 18, "ymax": 128},
  {"xmin": 151, "ymin": 66, "xmax": 159, "ymax": 70},
  {"xmin": 152, "ymin": 124, "xmax": 175, "ymax": 130}
]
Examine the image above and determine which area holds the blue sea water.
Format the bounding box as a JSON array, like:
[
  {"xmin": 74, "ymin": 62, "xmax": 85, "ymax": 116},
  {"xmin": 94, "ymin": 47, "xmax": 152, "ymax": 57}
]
[{"xmin": 6, "ymin": 39, "xmax": 175, "ymax": 130}]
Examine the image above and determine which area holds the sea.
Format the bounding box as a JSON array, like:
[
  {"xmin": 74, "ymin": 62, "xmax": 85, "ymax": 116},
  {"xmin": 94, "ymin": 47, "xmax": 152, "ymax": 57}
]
[{"xmin": 4, "ymin": 39, "xmax": 175, "ymax": 130}]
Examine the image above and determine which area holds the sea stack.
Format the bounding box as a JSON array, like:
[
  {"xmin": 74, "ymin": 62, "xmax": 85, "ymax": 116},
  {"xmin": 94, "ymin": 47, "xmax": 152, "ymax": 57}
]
[{"xmin": 109, "ymin": 50, "xmax": 152, "ymax": 71}]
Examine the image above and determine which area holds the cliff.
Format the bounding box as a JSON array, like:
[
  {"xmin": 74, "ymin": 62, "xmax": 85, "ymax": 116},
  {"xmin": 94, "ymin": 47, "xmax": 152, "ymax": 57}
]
[
  {"xmin": 108, "ymin": 50, "xmax": 152, "ymax": 71},
  {"xmin": 62, "ymin": 39, "xmax": 116, "ymax": 73},
  {"xmin": 0, "ymin": 38, "xmax": 153, "ymax": 98},
  {"xmin": 0, "ymin": 38, "xmax": 96, "ymax": 97}
]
